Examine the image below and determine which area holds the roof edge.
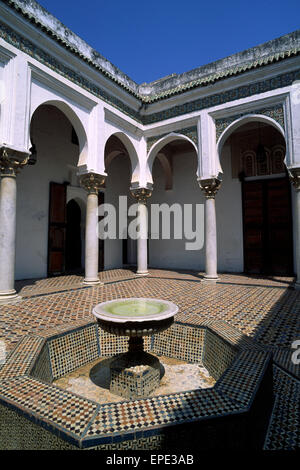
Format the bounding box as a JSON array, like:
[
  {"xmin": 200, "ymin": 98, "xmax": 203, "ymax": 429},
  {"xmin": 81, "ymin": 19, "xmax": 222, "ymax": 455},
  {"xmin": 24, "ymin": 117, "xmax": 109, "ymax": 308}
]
[
  {"xmin": 3, "ymin": 0, "xmax": 300, "ymax": 104},
  {"xmin": 139, "ymin": 30, "xmax": 300, "ymax": 102},
  {"xmin": 3, "ymin": 0, "xmax": 140, "ymax": 96}
]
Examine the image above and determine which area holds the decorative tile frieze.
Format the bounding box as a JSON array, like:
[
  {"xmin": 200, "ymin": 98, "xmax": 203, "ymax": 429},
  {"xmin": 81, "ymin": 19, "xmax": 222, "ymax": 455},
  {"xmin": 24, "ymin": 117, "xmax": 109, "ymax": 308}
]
[
  {"xmin": 1, "ymin": 20, "xmax": 299, "ymax": 127},
  {"xmin": 143, "ymin": 72, "xmax": 298, "ymax": 125},
  {"xmin": 147, "ymin": 126, "xmax": 197, "ymax": 153},
  {"xmin": 215, "ymin": 104, "xmax": 285, "ymax": 142}
]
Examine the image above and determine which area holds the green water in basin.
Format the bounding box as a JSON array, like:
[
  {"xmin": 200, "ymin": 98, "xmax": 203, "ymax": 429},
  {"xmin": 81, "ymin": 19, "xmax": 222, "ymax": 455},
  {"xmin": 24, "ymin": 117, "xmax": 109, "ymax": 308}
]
[{"xmin": 102, "ymin": 299, "xmax": 168, "ymax": 317}]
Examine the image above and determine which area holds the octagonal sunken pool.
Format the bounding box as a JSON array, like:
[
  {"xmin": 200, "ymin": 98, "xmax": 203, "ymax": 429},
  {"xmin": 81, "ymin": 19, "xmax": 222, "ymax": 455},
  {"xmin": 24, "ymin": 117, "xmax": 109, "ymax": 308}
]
[{"xmin": 0, "ymin": 319, "xmax": 273, "ymax": 450}]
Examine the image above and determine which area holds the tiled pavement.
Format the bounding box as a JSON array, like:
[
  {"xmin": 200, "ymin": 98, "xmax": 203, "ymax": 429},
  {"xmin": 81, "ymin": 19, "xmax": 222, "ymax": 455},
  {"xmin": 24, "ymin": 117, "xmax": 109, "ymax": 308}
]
[{"xmin": 2, "ymin": 268, "xmax": 300, "ymax": 449}]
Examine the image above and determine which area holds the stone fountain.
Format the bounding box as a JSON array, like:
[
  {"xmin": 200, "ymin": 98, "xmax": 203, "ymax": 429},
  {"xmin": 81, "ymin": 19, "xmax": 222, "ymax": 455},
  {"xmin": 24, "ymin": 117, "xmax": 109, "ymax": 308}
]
[{"xmin": 93, "ymin": 298, "xmax": 178, "ymax": 399}]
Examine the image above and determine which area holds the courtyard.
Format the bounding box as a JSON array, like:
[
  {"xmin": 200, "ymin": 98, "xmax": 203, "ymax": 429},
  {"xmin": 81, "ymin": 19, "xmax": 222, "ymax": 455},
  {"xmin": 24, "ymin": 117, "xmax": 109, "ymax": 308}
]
[
  {"xmin": 0, "ymin": 0, "xmax": 299, "ymax": 453},
  {"xmin": 0, "ymin": 268, "xmax": 299, "ymax": 450}
]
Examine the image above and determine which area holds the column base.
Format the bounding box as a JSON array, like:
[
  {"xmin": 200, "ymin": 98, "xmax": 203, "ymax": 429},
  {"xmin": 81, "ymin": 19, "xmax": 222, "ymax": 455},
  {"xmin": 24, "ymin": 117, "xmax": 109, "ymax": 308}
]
[
  {"xmin": 136, "ymin": 271, "xmax": 149, "ymax": 276},
  {"xmin": 0, "ymin": 290, "xmax": 21, "ymax": 304},
  {"xmin": 82, "ymin": 278, "xmax": 103, "ymax": 286},
  {"xmin": 202, "ymin": 274, "xmax": 219, "ymax": 282}
]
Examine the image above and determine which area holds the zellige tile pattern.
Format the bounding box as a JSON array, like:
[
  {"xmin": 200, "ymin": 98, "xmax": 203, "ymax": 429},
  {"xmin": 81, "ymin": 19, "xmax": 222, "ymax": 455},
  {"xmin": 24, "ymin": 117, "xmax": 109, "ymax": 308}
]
[{"xmin": 0, "ymin": 269, "xmax": 299, "ymax": 449}]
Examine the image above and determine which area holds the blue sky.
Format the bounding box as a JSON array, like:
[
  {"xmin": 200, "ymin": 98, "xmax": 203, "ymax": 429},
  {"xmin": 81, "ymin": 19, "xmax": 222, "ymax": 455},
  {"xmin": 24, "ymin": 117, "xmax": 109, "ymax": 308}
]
[{"xmin": 38, "ymin": 0, "xmax": 300, "ymax": 84}]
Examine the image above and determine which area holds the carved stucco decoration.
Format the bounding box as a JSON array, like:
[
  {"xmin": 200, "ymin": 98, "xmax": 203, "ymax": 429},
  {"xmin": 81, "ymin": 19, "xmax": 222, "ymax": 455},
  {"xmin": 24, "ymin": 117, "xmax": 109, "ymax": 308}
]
[
  {"xmin": 147, "ymin": 127, "xmax": 197, "ymax": 153},
  {"xmin": 215, "ymin": 105, "xmax": 285, "ymax": 142}
]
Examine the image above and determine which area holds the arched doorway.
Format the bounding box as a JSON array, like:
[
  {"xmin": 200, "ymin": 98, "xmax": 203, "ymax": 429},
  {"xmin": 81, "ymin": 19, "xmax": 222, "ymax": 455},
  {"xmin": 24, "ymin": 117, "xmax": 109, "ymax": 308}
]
[
  {"xmin": 16, "ymin": 103, "xmax": 84, "ymax": 280},
  {"xmin": 104, "ymin": 134, "xmax": 134, "ymax": 269},
  {"xmin": 219, "ymin": 119, "xmax": 293, "ymax": 275},
  {"xmin": 65, "ymin": 200, "xmax": 82, "ymax": 273},
  {"xmin": 147, "ymin": 136, "xmax": 199, "ymax": 271}
]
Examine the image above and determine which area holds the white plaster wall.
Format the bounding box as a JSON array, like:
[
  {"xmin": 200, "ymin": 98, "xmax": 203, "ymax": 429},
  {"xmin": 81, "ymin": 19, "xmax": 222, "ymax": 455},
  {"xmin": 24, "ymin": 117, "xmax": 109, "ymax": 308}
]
[
  {"xmin": 149, "ymin": 151, "xmax": 205, "ymax": 271},
  {"xmin": 0, "ymin": 59, "xmax": 9, "ymax": 145},
  {"xmin": 217, "ymin": 144, "xmax": 244, "ymax": 272},
  {"xmin": 104, "ymin": 154, "xmax": 132, "ymax": 270},
  {"xmin": 15, "ymin": 105, "xmax": 81, "ymax": 280},
  {"xmin": 103, "ymin": 120, "xmax": 145, "ymax": 185}
]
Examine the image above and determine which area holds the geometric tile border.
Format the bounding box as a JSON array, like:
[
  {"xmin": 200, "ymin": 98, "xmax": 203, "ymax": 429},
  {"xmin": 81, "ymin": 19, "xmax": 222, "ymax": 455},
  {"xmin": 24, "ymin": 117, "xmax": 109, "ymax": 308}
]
[
  {"xmin": 152, "ymin": 323, "xmax": 205, "ymax": 363},
  {"xmin": 48, "ymin": 324, "xmax": 100, "ymax": 380},
  {"xmin": 272, "ymin": 348, "xmax": 300, "ymax": 380},
  {"xmin": 264, "ymin": 366, "xmax": 300, "ymax": 450},
  {"xmin": 0, "ymin": 319, "xmax": 275, "ymax": 450}
]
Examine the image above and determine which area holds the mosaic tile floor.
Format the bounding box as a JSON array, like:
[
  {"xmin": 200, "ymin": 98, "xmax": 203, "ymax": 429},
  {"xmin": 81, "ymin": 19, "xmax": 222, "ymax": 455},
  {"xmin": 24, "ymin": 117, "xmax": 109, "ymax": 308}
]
[
  {"xmin": 54, "ymin": 355, "xmax": 215, "ymax": 404},
  {"xmin": 1, "ymin": 268, "xmax": 300, "ymax": 449}
]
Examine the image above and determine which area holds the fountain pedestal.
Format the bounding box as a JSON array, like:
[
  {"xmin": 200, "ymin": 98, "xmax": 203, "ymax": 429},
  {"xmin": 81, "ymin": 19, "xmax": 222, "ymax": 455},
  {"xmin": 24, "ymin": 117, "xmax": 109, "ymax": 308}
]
[
  {"xmin": 110, "ymin": 351, "xmax": 161, "ymax": 399},
  {"xmin": 93, "ymin": 298, "xmax": 178, "ymax": 399}
]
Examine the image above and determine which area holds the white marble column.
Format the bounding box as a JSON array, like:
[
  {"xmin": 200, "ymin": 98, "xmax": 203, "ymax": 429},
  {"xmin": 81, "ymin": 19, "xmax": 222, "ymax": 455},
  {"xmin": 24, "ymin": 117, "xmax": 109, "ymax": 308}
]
[
  {"xmin": 0, "ymin": 146, "xmax": 30, "ymax": 302},
  {"xmin": 199, "ymin": 178, "xmax": 221, "ymax": 281},
  {"xmin": 289, "ymin": 168, "xmax": 300, "ymax": 288},
  {"xmin": 80, "ymin": 172, "xmax": 105, "ymax": 285},
  {"xmin": 131, "ymin": 188, "xmax": 152, "ymax": 276}
]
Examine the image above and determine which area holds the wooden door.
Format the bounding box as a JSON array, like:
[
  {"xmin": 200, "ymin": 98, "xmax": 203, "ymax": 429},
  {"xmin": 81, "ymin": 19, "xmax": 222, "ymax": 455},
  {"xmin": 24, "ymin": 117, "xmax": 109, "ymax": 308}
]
[
  {"xmin": 243, "ymin": 177, "xmax": 293, "ymax": 275},
  {"xmin": 48, "ymin": 182, "xmax": 67, "ymax": 276},
  {"xmin": 243, "ymin": 181, "xmax": 265, "ymax": 273},
  {"xmin": 266, "ymin": 178, "xmax": 293, "ymax": 275}
]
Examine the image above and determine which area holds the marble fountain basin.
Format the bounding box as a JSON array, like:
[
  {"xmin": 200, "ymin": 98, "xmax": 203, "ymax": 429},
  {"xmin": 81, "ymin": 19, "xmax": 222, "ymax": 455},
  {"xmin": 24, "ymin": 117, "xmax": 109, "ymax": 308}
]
[{"xmin": 92, "ymin": 298, "xmax": 178, "ymax": 337}]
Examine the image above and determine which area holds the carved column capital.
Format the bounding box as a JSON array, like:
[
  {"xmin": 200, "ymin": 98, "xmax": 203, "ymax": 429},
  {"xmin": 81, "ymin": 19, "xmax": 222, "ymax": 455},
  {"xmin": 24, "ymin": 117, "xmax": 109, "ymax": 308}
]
[
  {"xmin": 79, "ymin": 172, "xmax": 106, "ymax": 194},
  {"xmin": 0, "ymin": 145, "xmax": 30, "ymax": 177},
  {"xmin": 198, "ymin": 178, "xmax": 221, "ymax": 199},
  {"xmin": 130, "ymin": 187, "xmax": 152, "ymax": 204},
  {"xmin": 289, "ymin": 168, "xmax": 300, "ymax": 191}
]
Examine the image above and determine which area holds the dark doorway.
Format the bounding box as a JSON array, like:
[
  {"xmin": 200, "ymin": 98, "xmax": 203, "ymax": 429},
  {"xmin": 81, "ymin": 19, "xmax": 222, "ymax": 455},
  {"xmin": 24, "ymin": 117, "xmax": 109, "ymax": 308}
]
[
  {"xmin": 65, "ymin": 200, "xmax": 82, "ymax": 273},
  {"xmin": 123, "ymin": 238, "xmax": 128, "ymax": 265},
  {"xmin": 48, "ymin": 182, "xmax": 67, "ymax": 276},
  {"xmin": 242, "ymin": 177, "xmax": 293, "ymax": 275}
]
